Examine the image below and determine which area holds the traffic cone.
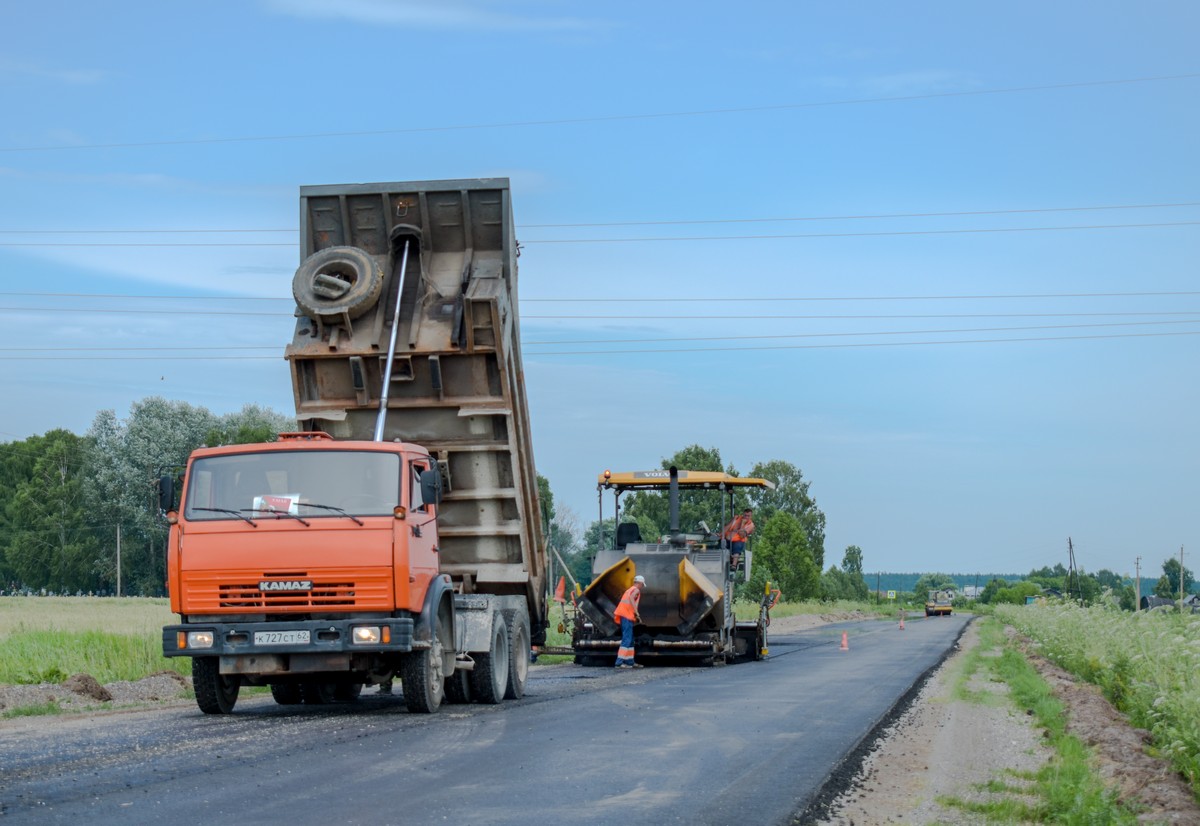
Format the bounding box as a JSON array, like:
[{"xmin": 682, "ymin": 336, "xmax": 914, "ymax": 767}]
[{"xmin": 840, "ymin": 631, "xmax": 849, "ymax": 651}]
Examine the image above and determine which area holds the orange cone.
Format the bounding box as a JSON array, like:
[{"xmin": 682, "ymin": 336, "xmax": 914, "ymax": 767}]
[{"xmin": 840, "ymin": 631, "xmax": 849, "ymax": 651}]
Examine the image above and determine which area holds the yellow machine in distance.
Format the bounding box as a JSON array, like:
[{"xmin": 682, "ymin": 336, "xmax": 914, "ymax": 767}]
[{"xmin": 572, "ymin": 467, "xmax": 776, "ymax": 664}]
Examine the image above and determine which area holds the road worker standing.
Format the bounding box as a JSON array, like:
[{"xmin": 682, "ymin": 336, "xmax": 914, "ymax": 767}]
[
  {"xmin": 723, "ymin": 507, "xmax": 755, "ymax": 572},
  {"xmin": 613, "ymin": 575, "xmax": 646, "ymax": 668}
]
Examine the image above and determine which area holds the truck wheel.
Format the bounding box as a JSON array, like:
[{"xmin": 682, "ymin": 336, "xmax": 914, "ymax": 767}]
[
  {"xmin": 192, "ymin": 657, "xmax": 239, "ymax": 714},
  {"xmin": 470, "ymin": 612, "xmax": 509, "ymax": 704},
  {"xmin": 501, "ymin": 609, "xmax": 530, "ymax": 700},
  {"xmin": 334, "ymin": 682, "xmax": 363, "ymax": 702},
  {"xmin": 270, "ymin": 681, "xmax": 303, "ymax": 705},
  {"xmin": 444, "ymin": 669, "xmax": 471, "ymax": 704},
  {"xmin": 293, "ymin": 246, "xmax": 385, "ymax": 321},
  {"xmin": 401, "ymin": 635, "xmax": 445, "ymax": 713},
  {"xmin": 300, "ymin": 681, "xmax": 337, "ymax": 704}
]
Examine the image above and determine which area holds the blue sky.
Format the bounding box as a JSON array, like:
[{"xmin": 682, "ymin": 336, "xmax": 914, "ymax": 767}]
[{"xmin": 1, "ymin": 1, "xmax": 1197, "ymax": 577}]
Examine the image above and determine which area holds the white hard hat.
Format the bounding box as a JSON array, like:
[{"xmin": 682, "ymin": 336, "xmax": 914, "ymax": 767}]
[{"xmin": 634, "ymin": 575, "xmax": 646, "ymax": 584}]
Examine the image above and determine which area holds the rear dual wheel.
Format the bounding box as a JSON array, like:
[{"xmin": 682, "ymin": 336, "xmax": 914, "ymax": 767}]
[
  {"xmin": 471, "ymin": 612, "xmax": 509, "ymax": 704},
  {"xmin": 502, "ymin": 609, "xmax": 530, "ymax": 700}
]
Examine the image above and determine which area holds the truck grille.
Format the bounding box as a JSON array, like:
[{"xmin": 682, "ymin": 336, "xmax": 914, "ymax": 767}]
[{"xmin": 182, "ymin": 570, "xmax": 393, "ymax": 612}]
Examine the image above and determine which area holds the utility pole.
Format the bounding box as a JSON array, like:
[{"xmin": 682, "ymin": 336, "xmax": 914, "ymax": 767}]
[
  {"xmin": 116, "ymin": 524, "xmax": 122, "ymax": 598},
  {"xmin": 876, "ymin": 572, "xmax": 881, "ymax": 605},
  {"xmin": 1067, "ymin": 537, "xmax": 1080, "ymax": 605},
  {"xmin": 1181, "ymin": 546, "xmax": 1186, "ymax": 607},
  {"xmin": 1135, "ymin": 556, "xmax": 1141, "ymax": 611}
]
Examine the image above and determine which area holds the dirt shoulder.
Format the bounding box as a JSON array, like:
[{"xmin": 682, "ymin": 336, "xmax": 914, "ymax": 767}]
[
  {"xmin": 810, "ymin": 619, "xmax": 1200, "ymax": 825},
  {"xmin": 0, "ymin": 671, "xmax": 191, "ymax": 717}
]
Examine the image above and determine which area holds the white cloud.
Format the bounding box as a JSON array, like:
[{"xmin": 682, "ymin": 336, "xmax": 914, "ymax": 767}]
[{"xmin": 262, "ymin": 0, "xmax": 606, "ymax": 32}]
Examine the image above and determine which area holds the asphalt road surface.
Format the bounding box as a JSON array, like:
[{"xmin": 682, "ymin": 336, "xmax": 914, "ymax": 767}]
[{"xmin": 0, "ymin": 615, "xmax": 969, "ymax": 825}]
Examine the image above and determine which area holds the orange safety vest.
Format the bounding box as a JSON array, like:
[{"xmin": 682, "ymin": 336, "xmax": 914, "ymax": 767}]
[
  {"xmin": 723, "ymin": 514, "xmax": 754, "ymax": 543},
  {"xmin": 613, "ymin": 584, "xmax": 641, "ymax": 622}
]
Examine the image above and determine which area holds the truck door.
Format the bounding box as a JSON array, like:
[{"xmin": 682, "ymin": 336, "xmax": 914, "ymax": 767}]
[{"xmin": 405, "ymin": 456, "xmax": 440, "ymax": 593}]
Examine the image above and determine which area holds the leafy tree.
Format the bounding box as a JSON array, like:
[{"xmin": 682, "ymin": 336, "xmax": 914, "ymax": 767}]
[
  {"xmin": 993, "ymin": 580, "xmax": 1043, "ymax": 605},
  {"xmin": 820, "ymin": 566, "xmax": 866, "ymax": 601},
  {"xmin": 1153, "ymin": 557, "xmax": 1195, "ymax": 599},
  {"xmin": 751, "ymin": 512, "xmax": 819, "ymax": 601},
  {"xmin": 912, "ymin": 573, "xmax": 958, "ymax": 597},
  {"xmin": 842, "ymin": 545, "xmax": 864, "ymax": 575},
  {"xmin": 748, "ymin": 459, "xmax": 826, "ymax": 571},
  {"xmin": 5, "ymin": 430, "xmax": 100, "ymax": 592},
  {"xmin": 623, "ymin": 445, "xmax": 733, "ymax": 539},
  {"xmin": 978, "ymin": 577, "xmax": 1013, "ymax": 605},
  {"xmin": 1094, "ymin": 569, "xmax": 1125, "ymax": 591},
  {"xmin": 203, "ymin": 404, "xmax": 294, "ymax": 447},
  {"xmin": 0, "ymin": 438, "xmax": 43, "ymax": 586},
  {"xmin": 538, "ymin": 474, "xmax": 584, "ymax": 590}
]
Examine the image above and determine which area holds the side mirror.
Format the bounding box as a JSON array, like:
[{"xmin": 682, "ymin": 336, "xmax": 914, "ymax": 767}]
[
  {"xmin": 420, "ymin": 467, "xmax": 443, "ymax": 507},
  {"xmin": 157, "ymin": 475, "xmax": 176, "ymax": 513}
]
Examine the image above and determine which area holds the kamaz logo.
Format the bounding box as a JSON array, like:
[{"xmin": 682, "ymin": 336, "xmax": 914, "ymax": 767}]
[{"xmin": 258, "ymin": 580, "xmax": 313, "ymax": 592}]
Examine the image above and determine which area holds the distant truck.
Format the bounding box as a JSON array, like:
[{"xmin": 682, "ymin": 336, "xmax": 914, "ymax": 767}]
[
  {"xmin": 925, "ymin": 589, "xmax": 954, "ymax": 617},
  {"xmin": 571, "ymin": 467, "xmax": 778, "ymax": 664},
  {"xmin": 161, "ymin": 179, "xmax": 547, "ymax": 714}
]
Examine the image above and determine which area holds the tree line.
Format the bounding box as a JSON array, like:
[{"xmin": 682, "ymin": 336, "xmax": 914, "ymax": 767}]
[
  {"xmin": 900, "ymin": 560, "xmax": 1196, "ymax": 610},
  {"xmin": 0, "ymin": 398, "xmax": 294, "ymax": 596}
]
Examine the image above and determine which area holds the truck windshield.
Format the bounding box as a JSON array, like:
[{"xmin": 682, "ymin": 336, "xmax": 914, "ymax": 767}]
[{"xmin": 184, "ymin": 450, "xmax": 401, "ymax": 520}]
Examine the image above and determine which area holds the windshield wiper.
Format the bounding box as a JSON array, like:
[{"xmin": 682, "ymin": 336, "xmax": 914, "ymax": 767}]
[
  {"xmin": 246, "ymin": 508, "xmax": 311, "ymax": 527},
  {"xmin": 298, "ymin": 503, "xmax": 366, "ymax": 526},
  {"xmin": 192, "ymin": 507, "xmax": 258, "ymax": 527}
]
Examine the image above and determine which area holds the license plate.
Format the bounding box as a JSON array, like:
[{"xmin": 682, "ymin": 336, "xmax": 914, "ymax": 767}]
[{"xmin": 253, "ymin": 630, "xmax": 310, "ymax": 645}]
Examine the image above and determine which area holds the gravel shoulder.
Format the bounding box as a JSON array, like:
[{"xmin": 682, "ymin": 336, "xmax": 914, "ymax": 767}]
[{"xmin": 810, "ymin": 618, "xmax": 1200, "ymax": 825}]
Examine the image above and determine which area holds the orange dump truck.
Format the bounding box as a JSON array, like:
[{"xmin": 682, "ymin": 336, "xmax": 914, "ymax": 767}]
[{"xmin": 161, "ymin": 179, "xmax": 546, "ymax": 714}]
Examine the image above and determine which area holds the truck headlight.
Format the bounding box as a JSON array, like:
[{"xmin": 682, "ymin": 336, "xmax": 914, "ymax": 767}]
[
  {"xmin": 186, "ymin": 630, "xmax": 215, "ymax": 649},
  {"xmin": 352, "ymin": 626, "xmax": 381, "ymax": 644}
]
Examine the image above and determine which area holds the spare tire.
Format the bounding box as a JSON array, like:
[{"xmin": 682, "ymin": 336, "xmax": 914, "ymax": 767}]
[{"xmin": 293, "ymin": 246, "xmax": 385, "ymax": 321}]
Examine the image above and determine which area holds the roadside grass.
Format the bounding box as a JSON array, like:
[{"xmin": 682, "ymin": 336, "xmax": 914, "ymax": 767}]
[
  {"xmin": 0, "ymin": 597, "xmax": 189, "ymax": 685},
  {"xmin": 995, "ymin": 602, "xmax": 1200, "ymax": 800},
  {"xmin": 2, "ymin": 698, "xmax": 63, "ymax": 719},
  {"xmin": 0, "ymin": 629, "xmax": 190, "ymax": 685},
  {"xmin": 939, "ymin": 616, "xmax": 1140, "ymax": 824}
]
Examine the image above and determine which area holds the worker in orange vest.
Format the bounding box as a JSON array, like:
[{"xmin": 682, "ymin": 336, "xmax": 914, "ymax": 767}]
[
  {"xmin": 613, "ymin": 575, "xmax": 646, "ymax": 668},
  {"xmin": 723, "ymin": 507, "xmax": 755, "ymax": 572}
]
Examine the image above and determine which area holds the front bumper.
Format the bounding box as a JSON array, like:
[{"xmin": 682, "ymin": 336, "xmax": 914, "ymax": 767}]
[{"xmin": 163, "ymin": 616, "xmax": 415, "ymax": 659}]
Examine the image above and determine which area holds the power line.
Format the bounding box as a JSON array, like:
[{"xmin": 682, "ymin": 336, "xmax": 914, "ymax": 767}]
[
  {"xmin": 2, "ymin": 200, "xmax": 1197, "ymax": 234},
  {"xmin": 3, "ymin": 219, "xmax": 1199, "ymax": 246},
  {"xmin": 1, "ymin": 289, "xmax": 1198, "ymax": 303},
  {"xmin": 524, "ymin": 319, "xmax": 1200, "ymax": 346},
  {"xmin": 524, "ymin": 312, "xmax": 1200, "ymax": 320},
  {"xmin": 3, "ymin": 71, "xmax": 1197, "ymax": 153},
  {"xmin": 4, "ymin": 306, "xmax": 1200, "ymax": 321},
  {"xmin": 525, "ymin": 329, "xmax": 1200, "ymax": 355},
  {"xmin": 3, "ymin": 329, "xmax": 1198, "ymax": 359},
  {"xmin": 520, "ymin": 221, "xmax": 1200, "ymax": 244},
  {"xmin": 525, "ymin": 293, "xmax": 1200, "ymax": 303},
  {"xmin": 520, "ymin": 201, "xmax": 1200, "ymax": 229},
  {"xmin": 2, "ymin": 319, "xmax": 1198, "ymax": 353}
]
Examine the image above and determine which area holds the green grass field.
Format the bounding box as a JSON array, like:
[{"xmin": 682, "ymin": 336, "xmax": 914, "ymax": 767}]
[{"xmin": 0, "ymin": 597, "xmax": 188, "ymax": 684}]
